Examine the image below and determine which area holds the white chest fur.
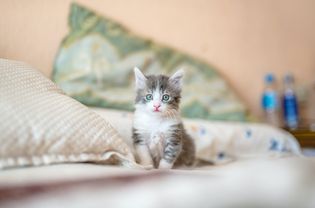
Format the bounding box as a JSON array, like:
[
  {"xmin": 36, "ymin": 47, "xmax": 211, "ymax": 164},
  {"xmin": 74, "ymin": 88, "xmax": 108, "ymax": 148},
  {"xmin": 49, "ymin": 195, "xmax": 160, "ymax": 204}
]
[{"xmin": 133, "ymin": 110, "xmax": 180, "ymax": 159}]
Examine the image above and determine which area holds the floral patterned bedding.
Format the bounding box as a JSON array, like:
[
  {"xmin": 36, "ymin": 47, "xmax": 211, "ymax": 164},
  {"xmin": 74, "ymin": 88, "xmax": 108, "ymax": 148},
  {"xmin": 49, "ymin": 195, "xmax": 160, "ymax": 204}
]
[{"xmin": 92, "ymin": 108, "xmax": 301, "ymax": 165}]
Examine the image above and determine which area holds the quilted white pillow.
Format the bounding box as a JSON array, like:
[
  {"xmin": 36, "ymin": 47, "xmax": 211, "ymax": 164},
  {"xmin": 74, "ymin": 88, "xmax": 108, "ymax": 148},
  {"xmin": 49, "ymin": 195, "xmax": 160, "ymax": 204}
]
[{"xmin": 0, "ymin": 59, "xmax": 135, "ymax": 169}]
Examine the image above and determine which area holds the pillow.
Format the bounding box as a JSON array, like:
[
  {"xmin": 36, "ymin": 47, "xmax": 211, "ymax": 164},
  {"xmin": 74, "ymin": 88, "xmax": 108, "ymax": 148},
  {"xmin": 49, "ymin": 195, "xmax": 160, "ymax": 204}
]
[
  {"xmin": 0, "ymin": 58, "xmax": 136, "ymax": 170},
  {"xmin": 53, "ymin": 3, "xmax": 251, "ymax": 121}
]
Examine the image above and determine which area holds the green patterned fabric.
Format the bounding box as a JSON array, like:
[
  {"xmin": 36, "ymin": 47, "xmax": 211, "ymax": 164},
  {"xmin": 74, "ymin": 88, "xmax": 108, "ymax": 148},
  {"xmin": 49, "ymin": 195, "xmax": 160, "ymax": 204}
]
[{"xmin": 53, "ymin": 3, "xmax": 250, "ymax": 121}]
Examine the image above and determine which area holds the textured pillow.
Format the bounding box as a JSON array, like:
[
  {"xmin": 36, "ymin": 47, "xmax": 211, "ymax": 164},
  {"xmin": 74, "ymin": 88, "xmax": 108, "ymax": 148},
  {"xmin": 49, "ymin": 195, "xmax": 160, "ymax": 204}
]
[
  {"xmin": 0, "ymin": 59, "xmax": 136, "ymax": 170},
  {"xmin": 53, "ymin": 3, "xmax": 250, "ymax": 121}
]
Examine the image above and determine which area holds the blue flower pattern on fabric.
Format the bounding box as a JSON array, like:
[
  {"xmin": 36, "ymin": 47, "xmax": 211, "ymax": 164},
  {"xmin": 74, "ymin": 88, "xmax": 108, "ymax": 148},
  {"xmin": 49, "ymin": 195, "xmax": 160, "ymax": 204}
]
[
  {"xmin": 200, "ymin": 126, "xmax": 206, "ymax": 136},
  {"xmin": 217, "ymin": 152, "xmax": 225, "ymax": 160},
  {"xmin": 245, "ymin": 129, "xmax": 252, "ymax": 139},
  {"xmin": 269, "ymin": 138, "xmax": 282, "ymax": 151}
]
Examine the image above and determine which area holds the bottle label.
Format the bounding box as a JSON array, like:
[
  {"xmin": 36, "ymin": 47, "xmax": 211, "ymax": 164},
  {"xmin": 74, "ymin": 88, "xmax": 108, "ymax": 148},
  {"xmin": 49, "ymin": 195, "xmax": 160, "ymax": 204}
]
[
  {"xmin": 283, "ymin": 92, "xmax": 298, "ymax": 128},
  {"xmin": 262, "ymin": 91, "xmax": 278, "ymax": 110}
]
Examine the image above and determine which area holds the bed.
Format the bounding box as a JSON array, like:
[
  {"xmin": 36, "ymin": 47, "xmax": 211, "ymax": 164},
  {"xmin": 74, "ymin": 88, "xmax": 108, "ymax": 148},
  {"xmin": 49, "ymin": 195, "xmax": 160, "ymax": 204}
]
[
  {"xmin": 0, "ymin": 94, "xmax": 314, "ymax": 207},
  {"xmin": 1, "ymin": 157, "xmax": 315, "ymax": 208},
  {"xmin": 1, "ymin": 54, "xmax": 315, "ymax": 207}
]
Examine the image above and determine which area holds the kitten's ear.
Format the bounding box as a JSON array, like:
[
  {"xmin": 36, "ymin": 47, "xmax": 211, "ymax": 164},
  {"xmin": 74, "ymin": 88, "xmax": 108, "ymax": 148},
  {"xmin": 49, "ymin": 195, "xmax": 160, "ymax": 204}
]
[
  {"xmin": 169, "ymin": 69, "xmax": 184, "ymax": 89},
  {"xmin": 134, "ymin": 67, "xmax": 147, "ymax": 89}
]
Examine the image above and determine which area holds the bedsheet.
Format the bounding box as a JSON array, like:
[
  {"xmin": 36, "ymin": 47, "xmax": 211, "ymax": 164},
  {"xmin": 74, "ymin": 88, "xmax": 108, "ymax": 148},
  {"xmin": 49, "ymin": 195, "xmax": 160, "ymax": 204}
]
[
  {"xmin": 92, "ymin": 108, "xmax": 301, "ymax": 165},
  {"xmin": 0, "ymin": 157, "xmax": 314, "ymax": 208},
  {"xmin": 0, "ymin": 108, "xmax": 312, "ymax": 208}
]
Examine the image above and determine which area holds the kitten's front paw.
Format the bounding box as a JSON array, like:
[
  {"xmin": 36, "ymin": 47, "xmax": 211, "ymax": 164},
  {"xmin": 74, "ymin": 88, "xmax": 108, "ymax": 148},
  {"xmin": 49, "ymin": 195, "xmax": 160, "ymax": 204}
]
[
  {"xmin": 143, "ymin": 164, "xmax": 154, "ymax": 170},
  {"xmin": 158, "ymin": 159, "xmax": 173, "ymax": 170},
  {"xmin": 139, "ymin": 158, "xmax": 154, "ymax": 167}
]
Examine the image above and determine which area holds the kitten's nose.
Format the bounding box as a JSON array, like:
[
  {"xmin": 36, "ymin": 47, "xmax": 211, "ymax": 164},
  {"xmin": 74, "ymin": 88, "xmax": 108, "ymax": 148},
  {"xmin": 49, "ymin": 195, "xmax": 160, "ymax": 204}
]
[{"xmin": 153, "ymin": 103, "xmax": 161, "ymax": 109}]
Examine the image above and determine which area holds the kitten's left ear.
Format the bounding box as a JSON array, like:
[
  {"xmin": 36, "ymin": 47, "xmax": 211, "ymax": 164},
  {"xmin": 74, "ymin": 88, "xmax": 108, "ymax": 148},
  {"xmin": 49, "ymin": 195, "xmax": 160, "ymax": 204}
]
[
  {"xmin": 169, "ymin": 69, "xmax": 184, "ymax": 89},
  {"xmin": 134, "ymin": 67, "xmax": 147, "ymax": 89}
]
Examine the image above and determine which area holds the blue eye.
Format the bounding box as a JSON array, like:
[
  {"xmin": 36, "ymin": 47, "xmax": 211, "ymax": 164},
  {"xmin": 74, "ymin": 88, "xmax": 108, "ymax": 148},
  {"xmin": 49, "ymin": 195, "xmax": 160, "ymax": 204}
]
[
  {"xmin": 145, "ymin": 94, "xmax": 153, "ymax": 101},
  {"xmin": 162, "ymin": 94, "xmax": 170, "ymax": 102}
]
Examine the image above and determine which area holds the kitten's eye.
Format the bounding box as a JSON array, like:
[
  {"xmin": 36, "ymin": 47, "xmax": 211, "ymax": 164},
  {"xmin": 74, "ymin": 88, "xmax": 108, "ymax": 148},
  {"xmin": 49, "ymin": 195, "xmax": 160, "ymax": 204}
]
[
  {"xmin": 162, "ymin": 94, "xmax": 170, "ymax": 102},
  {"xmin": 145, "ymin": 94, "xmax": 153, "ymax": 101}
]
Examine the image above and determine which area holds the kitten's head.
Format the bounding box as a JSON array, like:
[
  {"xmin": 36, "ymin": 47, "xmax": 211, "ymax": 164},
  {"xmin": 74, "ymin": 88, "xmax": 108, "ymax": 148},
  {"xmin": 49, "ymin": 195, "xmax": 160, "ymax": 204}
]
[{"xmin": 133, "ymin": 67, "xmax": 183, "ymax": 115}]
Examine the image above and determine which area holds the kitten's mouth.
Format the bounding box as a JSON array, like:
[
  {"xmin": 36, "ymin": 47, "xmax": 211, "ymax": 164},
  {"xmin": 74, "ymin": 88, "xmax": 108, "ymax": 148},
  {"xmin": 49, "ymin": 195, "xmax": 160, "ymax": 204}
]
[{"xmin": 153, "ymin": 108, "xmax": 161, "ymax": 112}]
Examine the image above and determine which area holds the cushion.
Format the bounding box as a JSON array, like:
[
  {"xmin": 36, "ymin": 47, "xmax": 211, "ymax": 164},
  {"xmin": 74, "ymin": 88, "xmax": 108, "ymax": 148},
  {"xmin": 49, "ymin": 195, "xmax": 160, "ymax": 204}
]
[
  {"xmin": 0, "ymin": 59, "xmax": 136, "ymax": 170},
  {"xmin": 53, "ymin": 3, "xmax": 250, "ymax": 121}
]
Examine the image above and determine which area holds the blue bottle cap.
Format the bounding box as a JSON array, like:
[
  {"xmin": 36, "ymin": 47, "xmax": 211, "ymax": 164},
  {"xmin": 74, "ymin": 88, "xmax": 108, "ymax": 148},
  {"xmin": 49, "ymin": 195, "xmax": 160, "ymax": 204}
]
[{"xmin": 264, "ymin": 73, "xmax": 275, "ymax": 84}]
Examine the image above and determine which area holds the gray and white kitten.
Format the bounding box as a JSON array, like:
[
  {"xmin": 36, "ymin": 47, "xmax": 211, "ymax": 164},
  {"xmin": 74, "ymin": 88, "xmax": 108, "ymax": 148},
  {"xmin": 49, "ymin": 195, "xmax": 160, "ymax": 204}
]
[{"xmin": 132, "ymin": 67, "xmax": 195, "ymax": 169}]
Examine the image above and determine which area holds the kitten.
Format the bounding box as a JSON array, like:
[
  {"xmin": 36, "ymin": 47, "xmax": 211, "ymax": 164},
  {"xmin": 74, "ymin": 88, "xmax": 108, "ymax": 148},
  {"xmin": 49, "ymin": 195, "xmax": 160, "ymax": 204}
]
[{"xmin": 132, "ymin": 67, "xmax": 195, "ymax": 169}]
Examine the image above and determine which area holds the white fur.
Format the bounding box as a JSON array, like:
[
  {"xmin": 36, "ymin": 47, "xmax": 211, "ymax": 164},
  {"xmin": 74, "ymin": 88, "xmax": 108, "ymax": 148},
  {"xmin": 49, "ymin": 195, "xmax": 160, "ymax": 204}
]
[
  {"xmin": 133, "ymin": 106, "xmax": 180, "ymax": 166},
  {"xmin": 135, "ymin": 144, "xmax": 153, "ymax": 168},
  {"xmin": 158, "ymin": 159, "xmax": 174, "ymax": 169},
  {"xmin": 133, "ymin": 67, "xmax": 184, "ymax": 169}
]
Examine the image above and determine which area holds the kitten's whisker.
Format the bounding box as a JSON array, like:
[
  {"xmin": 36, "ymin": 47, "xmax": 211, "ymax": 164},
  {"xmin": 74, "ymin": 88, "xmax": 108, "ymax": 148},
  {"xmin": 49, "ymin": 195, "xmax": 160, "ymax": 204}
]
[
  {"xmin": 172, "ymin": 110, "xmax": 177, "ymax": 120},
  {"xmin": 171, "ymin": 110, "xmax": 175, "ymax": 120},
  {"xmin": 164, "ymin": 111, "xmax": 170, "ymax": 119},
  {"xmin": 169, "ymin": 110, "xmax": 175, "ymax": 120}
]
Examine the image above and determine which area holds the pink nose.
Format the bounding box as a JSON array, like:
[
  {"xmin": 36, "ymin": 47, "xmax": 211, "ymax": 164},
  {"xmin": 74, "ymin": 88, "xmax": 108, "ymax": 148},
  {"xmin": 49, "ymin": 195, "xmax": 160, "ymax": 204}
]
[{"xmin": 153, "ymin": 103, "xmax": 161, "ymax": 109}]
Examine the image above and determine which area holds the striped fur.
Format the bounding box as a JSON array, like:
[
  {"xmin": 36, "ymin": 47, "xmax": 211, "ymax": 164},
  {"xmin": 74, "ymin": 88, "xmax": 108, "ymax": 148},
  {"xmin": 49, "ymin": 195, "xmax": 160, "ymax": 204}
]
[{"xmin": 132, "ymin": 68, "xmax": 195, "ymax": 169}]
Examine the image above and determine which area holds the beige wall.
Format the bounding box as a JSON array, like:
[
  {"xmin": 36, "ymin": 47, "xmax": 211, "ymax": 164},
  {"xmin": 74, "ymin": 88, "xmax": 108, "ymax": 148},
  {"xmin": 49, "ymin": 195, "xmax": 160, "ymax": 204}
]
[{"xmin": 1, "ymin": 0, "xmax": 315, "ymax": 117}]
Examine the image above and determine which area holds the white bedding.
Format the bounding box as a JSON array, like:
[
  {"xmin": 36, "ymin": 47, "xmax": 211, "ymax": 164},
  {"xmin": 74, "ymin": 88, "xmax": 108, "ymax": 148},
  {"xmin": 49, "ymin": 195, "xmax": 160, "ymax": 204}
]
[
  {"xmin": 1, "ymin": 157, "xmax": 315, "ymax": 208},
  {"xmin": 1, "ymin": 108, "xmax": 313, "ymax": 208},
  {"xmin": 92, "ymin": 108, "xmax": 301, "ymax": 164}
]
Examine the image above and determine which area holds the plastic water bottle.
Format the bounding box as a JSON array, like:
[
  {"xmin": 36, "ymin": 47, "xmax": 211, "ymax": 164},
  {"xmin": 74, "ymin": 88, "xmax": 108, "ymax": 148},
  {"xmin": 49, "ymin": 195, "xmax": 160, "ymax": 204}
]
[
  {"xmin": 261, "ymin": 73, "xmax": 281, "ymax": 127},
  {"xmin": 282, "ymin": 74, "xmax": 299, "ymax": 129},
  {"xmin": 307, "ymin": 81, "xmax": 315, "ymax": 131}
]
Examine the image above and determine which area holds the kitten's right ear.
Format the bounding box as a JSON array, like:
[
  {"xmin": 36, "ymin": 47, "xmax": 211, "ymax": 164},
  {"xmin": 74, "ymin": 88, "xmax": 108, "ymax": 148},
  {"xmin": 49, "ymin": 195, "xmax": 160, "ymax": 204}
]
[
  {"xmin": 134, "ymin": 67, "xmax": 147, "ymax": 89},
  {"xmin": 169, "ymin": 69, "xmax": 184, "ymax": 90}
]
